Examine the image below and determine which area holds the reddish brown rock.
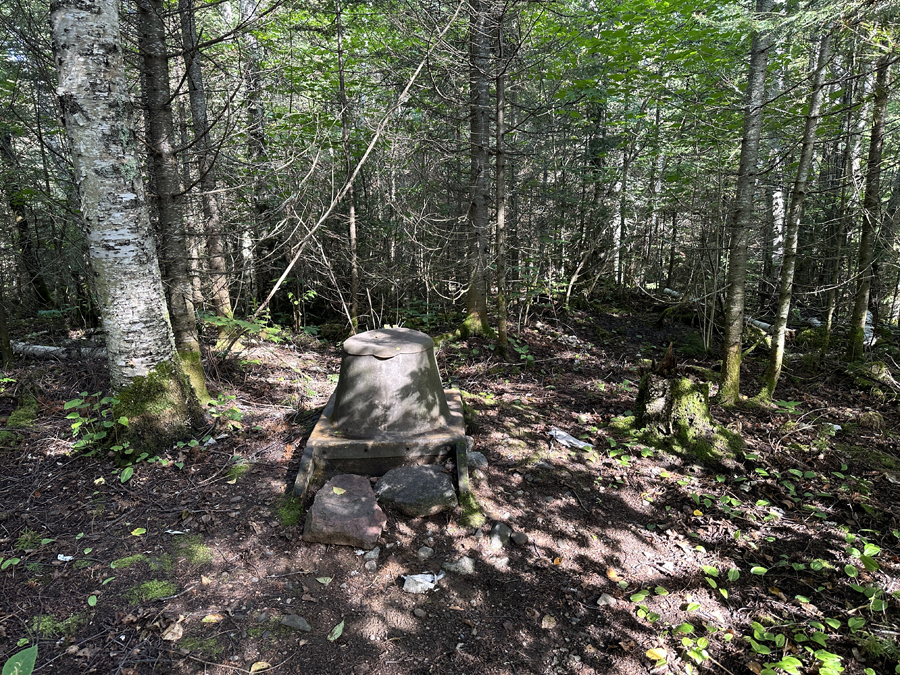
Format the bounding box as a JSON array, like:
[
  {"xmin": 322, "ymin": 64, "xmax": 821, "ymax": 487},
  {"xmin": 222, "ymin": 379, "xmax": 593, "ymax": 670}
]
[{"xmin": 303, "ymin": 474, "xmax": 386, "ymax": 549}]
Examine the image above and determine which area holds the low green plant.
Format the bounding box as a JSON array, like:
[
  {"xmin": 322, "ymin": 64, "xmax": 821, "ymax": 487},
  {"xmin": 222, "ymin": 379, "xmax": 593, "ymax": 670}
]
[
  {"xmin": 208, "ymin": 394, "xmax": 243, "ymax": 429},
  {"xmin": 15, "ymin": 528, "xmax": 42, "ymax": 551},
  {"xmin": 110, "ymin": 553, "xmax": 146, "ymax": 569},
  {"xmin": 64, "ymin": 392, "xmax": 129, "ymax": 456},
  {"xmin": 32, "ymin": 613, "xmax": 83, "ymax": 637},
  {"xmin": 7, "ymin": 395, "xmax": 38, "ymax": 428},
  {"xmin": 226, "ymin": 455, "xmax": 249, "ymax": 483}
]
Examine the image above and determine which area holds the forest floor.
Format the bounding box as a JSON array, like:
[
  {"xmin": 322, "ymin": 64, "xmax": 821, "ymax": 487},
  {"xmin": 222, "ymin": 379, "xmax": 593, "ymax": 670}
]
[{"xmin": 2, "ymin": 297, "xmax": 900, "ymax": 675}]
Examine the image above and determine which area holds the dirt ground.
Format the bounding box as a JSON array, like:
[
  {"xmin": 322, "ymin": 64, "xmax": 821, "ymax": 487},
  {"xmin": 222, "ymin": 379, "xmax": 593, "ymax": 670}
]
[{"xmin": 2, "ymin": 299, "xmax": 900, "ymax": 675}]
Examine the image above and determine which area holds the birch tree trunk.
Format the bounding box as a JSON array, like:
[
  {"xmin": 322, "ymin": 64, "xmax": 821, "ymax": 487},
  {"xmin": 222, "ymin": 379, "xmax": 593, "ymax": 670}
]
[
  {"xmin": 758, "ymin": 31, "xmax": 831, "ymax": 399},
  {"xmin": 847, "ymin": 54, "xmax": 889, "ymax": 361},
  {"xmin": 137, "ymin": 0, "xmax": 208, "ymax": 401},
  {"xmin": 495, "ymin": 14, "xmax": 509, "ymax": 358},
  {"xmin": 718, "ymin": 0, "xmax": 774, "ymax": 404},
  {"xmin": 51, "ymin": 0, "xmax": 203, "ymax": 444}
]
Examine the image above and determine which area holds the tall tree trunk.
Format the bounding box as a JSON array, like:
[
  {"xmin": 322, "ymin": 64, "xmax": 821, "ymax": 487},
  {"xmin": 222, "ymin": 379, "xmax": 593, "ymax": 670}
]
[
  {"xmin": 847, "ymin": 54, "xmax": 889, "ymax": 361},
  {"xmin": 758, "ymin": 32, "xmax": 831, "ymax": 399},
  {"xmin": 51, "ymin": 0, "xmax": 202, "ymax": 444},
  {"xmin": 179, "ymin": 0, "xmax": 232, "ymax": 336},
  {"xmin": 463, "ymin": 0, "xmax": 492, "ymax": 337},
  {"xmin": 335, "ymin": 0, "xmax": 359, "ymax": 333},
  {"xmin": 718, "ymin": 0, "xmax": 774, "ymax": 404},
  {"xmin": 495, "ymin": 19, "xmax": 509, "ymax": 358},
  {"xmin": 137, "ymin": 0, "xmax": 208, "ymax": 401}
]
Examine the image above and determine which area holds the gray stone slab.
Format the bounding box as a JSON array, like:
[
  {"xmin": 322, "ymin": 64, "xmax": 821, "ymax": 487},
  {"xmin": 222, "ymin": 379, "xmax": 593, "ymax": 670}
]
[{"xmin": 375, "ymin": 465, "xmax": 458, "ymax": 517}]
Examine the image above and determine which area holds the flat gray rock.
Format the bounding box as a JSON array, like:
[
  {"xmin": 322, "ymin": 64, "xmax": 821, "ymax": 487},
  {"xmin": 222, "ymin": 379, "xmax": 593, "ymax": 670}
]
[
  {"xmin": 280, "ymin": 614, "xmax": 311, "ymax": 631},
  {"xmin": 442, "ymin": 556, "xmax": 476, "ymax": 575},
  {"xmin": 303, "ymin": 474, "xmax": 386, "ymax": 549},
  {"xmin": 489, "ymin": 522, "xmax": 512, "ymax": 549},
  {"xmin": 375, "ymin": 465, "xmax": 458, "ymax": 517},
  {"xmin": 468, "ymin": 451, "xmax": 488, "ymax": 469}
]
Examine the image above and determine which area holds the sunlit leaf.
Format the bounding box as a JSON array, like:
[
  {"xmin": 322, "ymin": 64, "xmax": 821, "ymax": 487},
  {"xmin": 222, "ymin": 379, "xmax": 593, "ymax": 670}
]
[
  {"xmin": 317, "ymin": 577, "xmax": 332, "ymax": 585},
  {"xmin": 327, "ymin": 620, "xmax": 344, "ymax": 641},
  {"xmin": 646, "ymin": 647, "xmax": 667, "ymax": 661},
  {"xmin": 332, "ymin": 487, "xmax": 346, "ymax": 495},
  {"xmin": 750, "ymin": 566, "xmax": 768, "ymax": 575},
  {"xmin": 87, "ymin": 595, "xmax": 97, "ymax": 607},
  {"xmin": 131, "ymin": 528, "xmax": 146, "ymax": 536}
]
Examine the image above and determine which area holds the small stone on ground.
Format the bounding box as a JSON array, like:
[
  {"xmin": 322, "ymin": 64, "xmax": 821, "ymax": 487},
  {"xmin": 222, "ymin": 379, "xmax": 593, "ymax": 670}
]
[
  {"xmin": 280, "ymin": 614, "xmax": 311, "ymax": 631},
  {"xmin": 511, "ymin": 531, "xmax": 529, "ymax": 546},
  {"xmin": 489, "ymin": 522, "xmax": 512, "ymax": 549},
  {"xmin": 442, "ymin": 556, "xmax": 476, "ymax": 575}
]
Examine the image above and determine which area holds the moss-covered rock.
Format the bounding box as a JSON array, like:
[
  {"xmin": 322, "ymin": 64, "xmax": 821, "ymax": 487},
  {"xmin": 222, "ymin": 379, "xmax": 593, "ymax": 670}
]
[
  {"xmin": 631, "ymin": 374, "xmax": 743, "ymax": 468},
  {"xmin": 112, "ymin": 360, "xmax": 204, "ymax": 454},
  {"xmin": 178, "ymin": 350, "xmax": 211, "ymax": 405}
]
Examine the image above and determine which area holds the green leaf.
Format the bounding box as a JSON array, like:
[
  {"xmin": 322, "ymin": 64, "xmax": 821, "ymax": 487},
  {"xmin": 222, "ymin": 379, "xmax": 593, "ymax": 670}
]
[
  {"xmin": 2, "ymin": 644, "xmax": 37, "ymax": 675},
  {"xmin": 316, "ymin": 577, "xmax": 332, "ymax": 585},
  {"xmin": 727, "ymin": 568, "xmax": 740, "ymax": 582},
  {"xmin": 87, "ymin": 595, "xmax": 97, "ymax": 607},
  {"xmin": 686, "ymin": 602, "xmax": 701, "ymax": 611},
  {"xmin": 654, "ymin": 586, "xmax": 668, "ymax": 596},
  {"xmin": 630, "ymin": 590, "xmax": 649, "ymax": 602},
  {"xmin": 748, "ymin": 638, "xmax": 771, "ymax": 654},
  {"xmin": 130, "ymin": 528, "xmax": 146, "ymax": 536},
  {"xmin": 64, "ymin": 399, "xmax": 84, "ymax": 410},
  {"xmin": 327, "ymin": 620, "xmax": 344, "ymax": 641},
  {"xmin": 701, "ymin": 565, "xmax": 719, "ymax": 577},
  {"xmin": 824, "ymin": 618, "xmax": 841, "ymax": 629},
  {"xmin": 844, "ymin": 565, "xmax": 858, "ymax": 578},
  {"xmin": 120, "ymin": 467, "xmax": 133, "ymax": 483},
  {"xmin": 859, "ymin": 555, "xmax": 880, "ymax": 572},
  {"xmin": 1, "ymin": 558, "xmax": 20, "ymax": 570},
  {"xmin": 705, "ymin": 577, "xmax": 718, "ymax": 589},
  {"xmin": 676, "ymin": 622, "xmax": 694, "ymax": 634},
  {"xmin": 848, "ymin": 617, "xmax": 866, "ymax": 631},
  {"xmin": 40, "ymin": 538, "xmax": 55, "ymax": 545},
  {"xmin": 117, "ymin": 416, "xmax": 129, "ymax": 427},
  {"xmin": 750, "ymin": 566, "xmax": 768, "ymax": 575}
]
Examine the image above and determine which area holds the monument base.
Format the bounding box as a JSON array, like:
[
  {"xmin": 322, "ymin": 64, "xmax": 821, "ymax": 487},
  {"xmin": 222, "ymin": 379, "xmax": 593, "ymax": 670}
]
[{"xmin": 293, "ymin": 389, "xmax": 467, "ymax": 500}]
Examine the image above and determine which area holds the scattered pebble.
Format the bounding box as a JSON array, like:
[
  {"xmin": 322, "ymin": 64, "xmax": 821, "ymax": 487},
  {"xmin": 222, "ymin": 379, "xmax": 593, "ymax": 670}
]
[
  {"xmin": 414, "ymin": 608, "xmax": 427, "ymax": 618},
  {"xmin": 417, "ymin": 546, "xmax": 435, "ymax": 559},
  {"xmin": 280, "ymin": 615, "xmax": 311, "ymax": 632},
  {"xmin": 511, "ymin": 532, "xmax": 529, "ymax": 546},
  {"xmin": 442, "ymin": 556, "xmax": 476, "ymax": 575}
]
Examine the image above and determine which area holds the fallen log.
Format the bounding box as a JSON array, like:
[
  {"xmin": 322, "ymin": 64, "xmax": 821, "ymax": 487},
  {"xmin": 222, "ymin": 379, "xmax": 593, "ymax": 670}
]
[{"xmin": 12, "ymin": 341, "xmax": 107, "ymax": 360}]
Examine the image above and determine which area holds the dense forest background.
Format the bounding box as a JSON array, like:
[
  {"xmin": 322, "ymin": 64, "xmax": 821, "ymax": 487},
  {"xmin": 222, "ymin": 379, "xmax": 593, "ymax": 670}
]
[{"xmin": 0, "ymin": 0, "xmax": 898, "ymax": 393}]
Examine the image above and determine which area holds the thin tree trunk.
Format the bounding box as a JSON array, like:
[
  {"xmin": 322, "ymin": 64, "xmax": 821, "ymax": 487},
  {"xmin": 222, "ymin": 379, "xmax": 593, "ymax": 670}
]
[
  {"xmin": 51, "ymin": 0, "xmax": 202, "ymax": 439},
  {"xmin": 758, "ymin": 32, "xmax": 831, "ymax": 399},
  {"xmin": 718, "ymin": 0, "xmax": 774, "ymax": 404},
  {"xmin": 847, "ymin": 54, "xmax": 889, "ymax": 361},
  {"xmin": 179, "ymin": 0, "xmax": 232, "ymax": 334},
  {"xmin": 335, "ymin": 0, "xmax": 359, "ymax": 333},
  {"xmin": 137, "ymin": 0, "xmax": 208, "ymax": 400},
  {"xmin": 495, "ymin": 25, "xmax": 509, "ymax": 358},
  {"xmin": 463, "ymin": 0, "xmax": 492, "ymax": 336}
]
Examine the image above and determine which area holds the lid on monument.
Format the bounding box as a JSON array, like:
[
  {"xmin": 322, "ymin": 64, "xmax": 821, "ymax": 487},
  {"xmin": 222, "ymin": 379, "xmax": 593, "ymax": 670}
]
[{"xmin": 342, "ymin": 327, "xmax": 434, "ymax": 358}]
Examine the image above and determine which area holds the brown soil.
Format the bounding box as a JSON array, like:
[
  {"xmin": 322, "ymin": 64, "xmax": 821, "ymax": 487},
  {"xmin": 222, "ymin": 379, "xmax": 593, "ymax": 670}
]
[{"xmin": 2, "ymin": 299, "xmax": 900, "ymax": 675}]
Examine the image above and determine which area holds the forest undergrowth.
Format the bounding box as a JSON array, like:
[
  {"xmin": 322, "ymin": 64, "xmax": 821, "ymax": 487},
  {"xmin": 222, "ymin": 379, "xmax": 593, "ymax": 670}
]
[{"xmin": 1, "ymin": 296, "xmax": 900, "ymax": 675}]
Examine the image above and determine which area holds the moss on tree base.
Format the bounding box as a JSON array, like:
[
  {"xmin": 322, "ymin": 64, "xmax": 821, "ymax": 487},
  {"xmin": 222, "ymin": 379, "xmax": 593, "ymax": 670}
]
[
  {"xmin": 113, "ymin": 359, "xmax": 204, "ymax": 454},
  {"xmin": 630, "ymin": 374, "xmax": 743, "ymax": 468},
  {"xmin": 179, "ymin": 350, "xmax": 211, "ymax": 405}
]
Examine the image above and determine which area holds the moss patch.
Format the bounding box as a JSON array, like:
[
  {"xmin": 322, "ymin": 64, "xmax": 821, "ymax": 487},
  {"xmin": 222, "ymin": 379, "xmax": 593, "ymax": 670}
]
[
  {"xmin": 173, "ymin": 534, "xmax": 213, "ymax": 566},
  {"xmin": 180, "ymin": 634, "xmax": 224, "ymax": 658},
  {"xmin": 459, "ymin": 491, "xmax": 486, "ymax": 528},
  {"xmin": 110, "ymin": 553, "xmax": 146, "ymax": 569},
  {"xmin": 275, "ymin": 494, "xmax": 304, "ymax": 526},
  {"xmin": 7, "ymin": 396, "xmax": 38, "ymax": 428},
  {"xmin": 126, "ymin": 579, "xmax": 177, "ymax": 604},
  {"xmin": 32, "ymin": 613, "xmax": 83, "ymax": 637}
]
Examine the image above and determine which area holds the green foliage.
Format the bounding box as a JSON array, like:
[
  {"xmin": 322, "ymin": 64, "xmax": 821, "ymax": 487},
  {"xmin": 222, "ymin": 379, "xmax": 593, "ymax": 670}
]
[
  {"xmin": 201, "ymin": 312, "xmax": 286, "ymax": 344},
  {"xmin": 64, "ymin": 391, "xmax": 130, "ymax": 458},
  {"xmin": 31, "ymin": 613, "xmax": 83, "ymax": 637}
]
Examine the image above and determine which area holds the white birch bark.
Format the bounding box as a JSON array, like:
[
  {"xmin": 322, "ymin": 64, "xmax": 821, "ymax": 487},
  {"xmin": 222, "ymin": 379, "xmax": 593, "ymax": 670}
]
[{"xmin": 50, "ymin": 0, "xmax": 179, "ymax": 391}]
